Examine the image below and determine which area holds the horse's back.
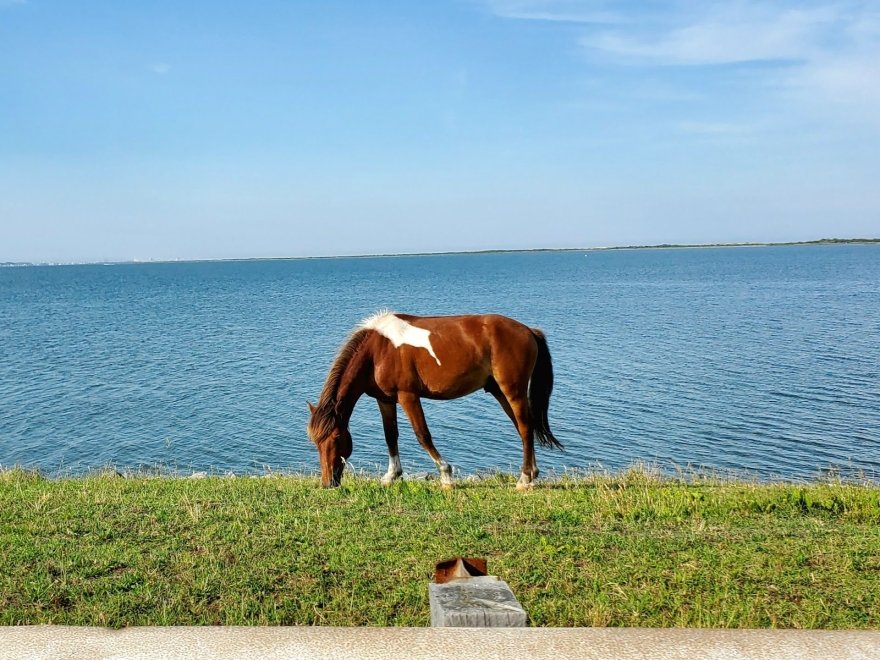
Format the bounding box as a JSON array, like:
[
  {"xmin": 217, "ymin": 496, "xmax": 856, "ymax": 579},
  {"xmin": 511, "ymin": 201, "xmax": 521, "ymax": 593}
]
[
  {"xmin": 375, "ymin": 313, "xmax": 538, "ymax": 398},
  {"xmin": 399, "ymin": 312, "xmax": 533, "ymax": 333},
  {"xmin": 396, "ymin": 312, "xmax": 537, "ymax": 340},
  {"xmin": 412, "ymin": 312, "xmax": 540, "ymax": 376}
]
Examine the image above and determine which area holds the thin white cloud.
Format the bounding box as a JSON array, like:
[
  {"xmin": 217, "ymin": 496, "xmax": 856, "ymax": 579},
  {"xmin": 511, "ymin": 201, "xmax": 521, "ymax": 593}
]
[
  {"xmin": 582, "ymin": 6, "xmax": 837, "ymax": 65},
  {"xmin": 489, "ymin": 1, "xmax": 880, "ymax": 130},
  {"xmin": 630, "ymin": 80, "xmax": 706, "ymax": 103},
  {"xmin": 787, "ymin": 53, "xmax": 880, "ymax": 127},
  {"xmin": 677, "ymin": 121, "xmax": 757, "ymax": 136},
  {"xmin": 151, "ymin": 63, "xmax": 171, "ymax": 75},
  {"xmin": 486, "ymin": 0, "xmax": 622, "ymax": 24},
  {"xmin": 781, "ymin": 11, "xmax": 880, "ymax": 126},
  {"xmin": 0, "ymin": 0, "xmax": 27, "ymax": 7}
]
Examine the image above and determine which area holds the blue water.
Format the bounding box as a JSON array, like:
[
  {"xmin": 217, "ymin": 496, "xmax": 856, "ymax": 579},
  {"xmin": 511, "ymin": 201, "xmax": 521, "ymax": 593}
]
[{"xmin": 1, "ymin": 246, "xmax": 879, "ymax": 481}]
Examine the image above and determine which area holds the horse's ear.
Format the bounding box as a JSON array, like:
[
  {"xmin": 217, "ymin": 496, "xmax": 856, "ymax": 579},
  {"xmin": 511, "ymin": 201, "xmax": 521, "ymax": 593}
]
[{"xmin": 307, "ymin": 401, "xmax": 317, "ymax": 415}]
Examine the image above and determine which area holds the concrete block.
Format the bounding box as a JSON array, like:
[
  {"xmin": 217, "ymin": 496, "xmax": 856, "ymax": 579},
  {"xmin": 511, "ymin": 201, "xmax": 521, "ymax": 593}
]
[{"xmin": 429, "ymin": 576, "xmax": 527, "ymax": 627}]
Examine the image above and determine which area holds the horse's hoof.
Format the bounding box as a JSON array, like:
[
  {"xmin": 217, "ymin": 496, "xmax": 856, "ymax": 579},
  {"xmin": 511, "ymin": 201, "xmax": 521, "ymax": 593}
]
[
  {"xmin": 516, "ymin": 481, "xmax": 534, "ymax": 491},
  {"xmin": 380, "ymin": 469, "xmax": 403, "ymax": 486},
  {"xmin": 441, "ymin": 482, "xmax": 454, "ymax": 491}
]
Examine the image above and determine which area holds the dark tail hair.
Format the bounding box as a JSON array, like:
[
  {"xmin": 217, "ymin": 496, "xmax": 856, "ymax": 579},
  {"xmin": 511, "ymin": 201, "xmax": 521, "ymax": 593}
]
[{"xmin": 529, "ymin": 329, "xmax": 563, "ymax": 450}]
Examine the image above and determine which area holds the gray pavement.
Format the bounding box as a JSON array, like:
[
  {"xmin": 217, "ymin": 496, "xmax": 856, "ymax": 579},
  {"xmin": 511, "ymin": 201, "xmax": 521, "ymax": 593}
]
[{"xmin": 1, "ymin": 626, "xmax": 879, "ymax": 660}]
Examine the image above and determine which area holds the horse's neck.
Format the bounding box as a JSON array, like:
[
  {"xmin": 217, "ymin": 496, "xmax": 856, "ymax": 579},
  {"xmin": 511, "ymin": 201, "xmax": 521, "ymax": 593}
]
[{"xmin": 333, "ymin": 343, "xmax": 370, "ymax": 425}]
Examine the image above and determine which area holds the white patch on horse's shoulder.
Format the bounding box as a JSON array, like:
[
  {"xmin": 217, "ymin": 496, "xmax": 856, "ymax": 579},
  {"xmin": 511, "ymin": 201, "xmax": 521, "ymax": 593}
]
[{"xmin": 360, "ymin": 311, "xmax": 442, "ymax": 366}]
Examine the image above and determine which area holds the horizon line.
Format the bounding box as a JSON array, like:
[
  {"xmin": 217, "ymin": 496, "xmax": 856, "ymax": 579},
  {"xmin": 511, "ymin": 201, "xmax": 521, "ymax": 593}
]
[{"xmin": 2, "ymin": 237, "xmax": 878, "ymax": 267}]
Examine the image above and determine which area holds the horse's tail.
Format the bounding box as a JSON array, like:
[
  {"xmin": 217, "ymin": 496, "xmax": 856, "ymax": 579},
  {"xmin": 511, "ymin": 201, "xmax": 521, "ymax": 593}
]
[{"xmin": 529, "ymin": 329, "xmax": 563, "ymax": 450}]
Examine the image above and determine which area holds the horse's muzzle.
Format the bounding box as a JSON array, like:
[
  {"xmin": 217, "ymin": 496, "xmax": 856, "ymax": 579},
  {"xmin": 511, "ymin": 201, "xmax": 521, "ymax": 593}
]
[{"xmin": 322, "ymin": 469, "xmax": 343, "ymax": 488}]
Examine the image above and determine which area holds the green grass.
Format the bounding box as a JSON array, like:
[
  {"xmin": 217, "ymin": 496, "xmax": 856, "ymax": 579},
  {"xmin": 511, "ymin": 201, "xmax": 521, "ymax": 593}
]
[{"xmin": 1, "ymin": 468, "xmax": 878, "ymax": 628}]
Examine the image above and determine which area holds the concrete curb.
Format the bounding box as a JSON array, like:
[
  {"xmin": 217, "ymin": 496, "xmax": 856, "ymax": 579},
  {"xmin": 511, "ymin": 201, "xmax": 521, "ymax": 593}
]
[{"xmin": 1, "ymin": 626, "xmax": 878, "ymax": 660}]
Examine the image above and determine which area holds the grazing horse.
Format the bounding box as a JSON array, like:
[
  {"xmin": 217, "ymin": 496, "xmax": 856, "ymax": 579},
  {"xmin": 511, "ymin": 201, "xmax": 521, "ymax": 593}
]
[{"xmin": 307, "ymin": 311, "xmax": 562, "ymax": 489}]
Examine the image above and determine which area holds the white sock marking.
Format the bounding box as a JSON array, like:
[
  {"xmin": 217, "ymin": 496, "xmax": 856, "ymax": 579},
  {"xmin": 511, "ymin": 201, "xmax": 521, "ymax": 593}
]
[
  {"xmin": 517, "ymin": 472, "xmax": 534, "ymax": 490},
  {"xmin": 360, "ymin": 311, "xmax": 442, "ymax": 365},
  {"xmin": 381, "ymin": 455, "xmax": 402, "ymax": 485},
  {"xmin": 432, "ymin": 457, "xmax": 453, "ymax": 485},
  {"xmin": 384, "ymin": 455, "xmax": 402, "ymax": 479}
]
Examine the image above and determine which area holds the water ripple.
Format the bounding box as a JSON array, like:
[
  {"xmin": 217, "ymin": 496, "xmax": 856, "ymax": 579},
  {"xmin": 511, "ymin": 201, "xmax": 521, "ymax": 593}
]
[{"xmin": 1, "ymin": 247, "xmax": 879, "ymax": 481}]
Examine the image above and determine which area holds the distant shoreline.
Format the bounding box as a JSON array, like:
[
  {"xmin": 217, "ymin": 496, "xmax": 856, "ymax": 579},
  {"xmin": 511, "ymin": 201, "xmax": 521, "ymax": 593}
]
[
  {"xmin": 584, "ymin": 238, "xmax": 880, "ymax": 252},
  {"xmin": 2, "ymin": 237, "xmax": 878, "ymax": 268}
]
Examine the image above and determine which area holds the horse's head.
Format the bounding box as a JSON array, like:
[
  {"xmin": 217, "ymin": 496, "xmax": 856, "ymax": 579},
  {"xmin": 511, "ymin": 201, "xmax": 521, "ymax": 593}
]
[{"xmin": 307, "ymin": 401, "xmax": 352, "ymax": 487}]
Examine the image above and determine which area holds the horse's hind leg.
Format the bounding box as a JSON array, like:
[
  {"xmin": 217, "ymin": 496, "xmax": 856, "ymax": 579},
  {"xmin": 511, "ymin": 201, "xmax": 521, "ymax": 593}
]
[
  {"xmin": 485, "ymin": 377, "xmax": 517, "ymax": 426},
  {"xmin": 495, "ymin": 387, "xmax": 538, "ymax": 490},
  {"xmin": 398, "ymin": 393, "xmax": 454, "ymax": 488},
  {"xmin": 486, "ymin": 378, "xmax": 538, "ymax": 489},
  {"xmin": 511, "ymin": 395, "xmax": 538, "ymax": 490},
  {"xmin": 378, "ymin": 400, "xmax": 403, "ymax": 485}
]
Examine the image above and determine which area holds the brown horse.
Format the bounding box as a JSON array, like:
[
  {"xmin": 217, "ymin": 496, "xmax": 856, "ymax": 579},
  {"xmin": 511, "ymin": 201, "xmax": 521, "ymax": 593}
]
[{"xmin": 307, "ymin": 311, "xmax": 562, "ymax": 489}]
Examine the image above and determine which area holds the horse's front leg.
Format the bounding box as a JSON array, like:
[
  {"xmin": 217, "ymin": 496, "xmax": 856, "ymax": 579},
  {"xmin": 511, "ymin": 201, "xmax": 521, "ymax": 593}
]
[
  {"xmin": 398, "ymin": 393, "xmax": 454, "ymax": 488},
  {"xmin": 378, "ymin": 400, "xmax": 403, "ymax": 485}
]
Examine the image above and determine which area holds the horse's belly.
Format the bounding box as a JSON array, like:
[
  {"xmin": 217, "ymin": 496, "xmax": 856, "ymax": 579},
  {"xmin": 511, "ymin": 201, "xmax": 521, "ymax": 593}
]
[
  {"xmin": 421, "ymin": 383, "xmax": 482, "ymax": 400},
  {"xmin": 419, "ymin": 369, "xmax": 487, "ymax": 400}
]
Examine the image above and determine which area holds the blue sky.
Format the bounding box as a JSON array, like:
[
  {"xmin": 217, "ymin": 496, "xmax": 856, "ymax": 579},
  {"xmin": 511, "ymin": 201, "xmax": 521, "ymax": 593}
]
[{"xmin": 1, "ymin": 0, "xmax": 878, "ymax": 262}]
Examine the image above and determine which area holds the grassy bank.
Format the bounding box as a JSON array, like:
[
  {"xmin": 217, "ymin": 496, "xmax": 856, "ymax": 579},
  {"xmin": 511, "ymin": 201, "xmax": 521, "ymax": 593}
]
[{"xmin": 1, "ymin": 469, "xmax": 878, "ymax": 628}]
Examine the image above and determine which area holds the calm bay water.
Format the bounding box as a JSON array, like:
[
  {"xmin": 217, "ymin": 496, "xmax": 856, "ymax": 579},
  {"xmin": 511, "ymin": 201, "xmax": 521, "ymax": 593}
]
[{"xmin": 1, "ymin": 246, "xmax": 879, "ymax": 481}]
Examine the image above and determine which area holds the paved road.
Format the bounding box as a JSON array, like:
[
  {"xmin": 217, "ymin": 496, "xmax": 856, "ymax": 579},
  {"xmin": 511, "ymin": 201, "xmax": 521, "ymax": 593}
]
[{"xmin": 2, "ymin": 626, "xmax": 879, "ymax": 659}]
